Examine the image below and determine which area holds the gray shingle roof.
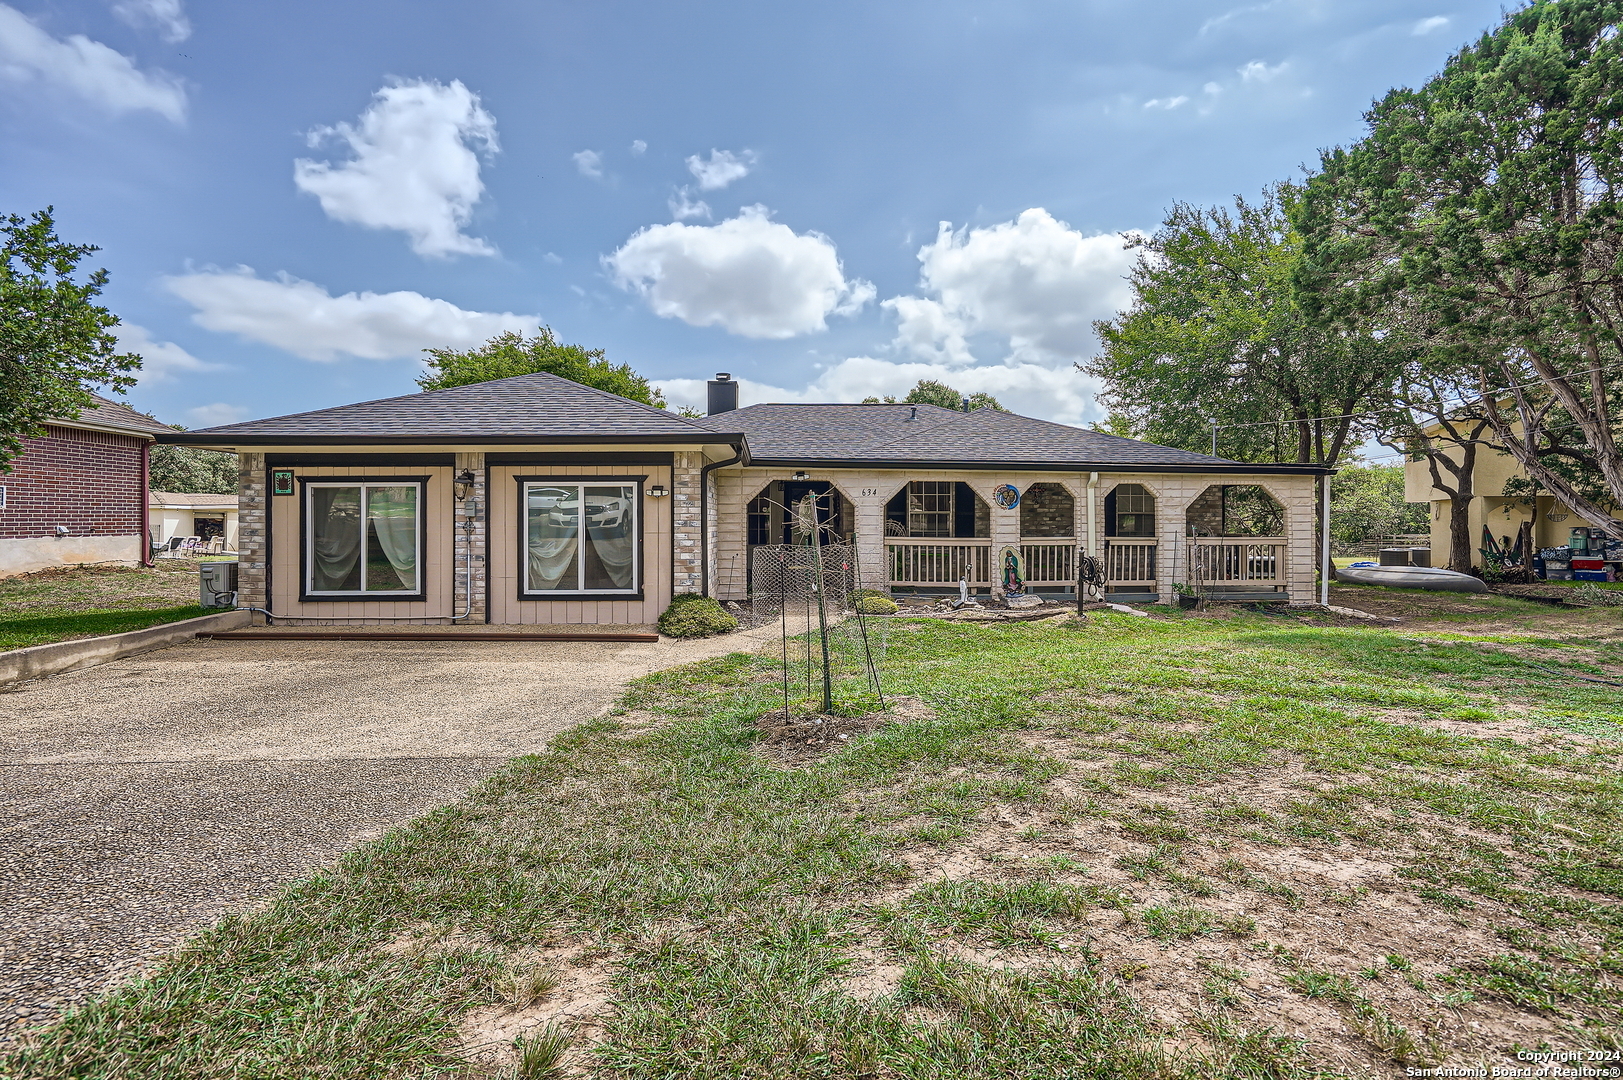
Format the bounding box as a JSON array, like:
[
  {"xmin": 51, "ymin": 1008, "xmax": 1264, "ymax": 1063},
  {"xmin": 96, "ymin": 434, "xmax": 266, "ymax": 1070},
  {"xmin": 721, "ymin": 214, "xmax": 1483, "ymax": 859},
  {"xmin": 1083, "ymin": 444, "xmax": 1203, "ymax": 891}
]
[
  {"xmin": 51, "ymin": 393, "xmax": 173, "ymax": 438},
  {"xmin": 162, "ymin": 371, "xmax": 736, "ymax": 445},
  {"xmin": 696, "ymin": 403, "xmax": 1321, "ymax": 472}
]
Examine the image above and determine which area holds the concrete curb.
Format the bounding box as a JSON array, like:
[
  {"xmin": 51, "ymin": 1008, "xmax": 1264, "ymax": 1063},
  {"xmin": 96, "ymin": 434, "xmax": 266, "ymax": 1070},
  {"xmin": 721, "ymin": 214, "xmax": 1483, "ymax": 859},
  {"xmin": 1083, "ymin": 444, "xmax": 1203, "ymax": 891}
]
[{"xmin": 0, "ymin": 609, "xmax": 252, "ymax": 686}]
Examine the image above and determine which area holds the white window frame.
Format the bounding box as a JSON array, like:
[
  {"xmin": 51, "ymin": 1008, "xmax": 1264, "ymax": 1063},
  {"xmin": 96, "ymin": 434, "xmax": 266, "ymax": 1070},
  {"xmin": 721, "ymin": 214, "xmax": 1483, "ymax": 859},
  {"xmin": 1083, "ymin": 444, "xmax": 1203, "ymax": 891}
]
[
  {"xmin": 303, "ymin": 480, "xmax": 424, "ymax": 597},
  {"xmin": 521, "ymin": 480, "xmax": 641, "ymax": 596}
]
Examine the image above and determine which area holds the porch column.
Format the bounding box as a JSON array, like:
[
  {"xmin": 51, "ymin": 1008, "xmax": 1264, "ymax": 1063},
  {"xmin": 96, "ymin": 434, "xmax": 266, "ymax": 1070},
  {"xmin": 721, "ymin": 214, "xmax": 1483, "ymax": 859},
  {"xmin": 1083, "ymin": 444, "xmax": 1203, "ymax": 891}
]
[
  {"xmin": 973, "ymin": 480, "xmax": 1022, "ymax": 597},
  {"xmin": 848, "ymin": 476, "xmax": 889, "ymax": 592},
  {"xmin": 1158, "ymin": 477, "xmax": 1201, "ymax": 605},
  {"xmin": 1284, "ymin": 475, "xmax": 1318, "ymax": 604},
  {"xmin": 454, "ymin": 451, "xmax": 487, "ymax": 622},
  {"xmin": 673, "ymin": 451, "xmax": 703, "ymax": 594},
  {"xmin": 236, "ymin": 452, "xmax": 267, "ymax": 623}
]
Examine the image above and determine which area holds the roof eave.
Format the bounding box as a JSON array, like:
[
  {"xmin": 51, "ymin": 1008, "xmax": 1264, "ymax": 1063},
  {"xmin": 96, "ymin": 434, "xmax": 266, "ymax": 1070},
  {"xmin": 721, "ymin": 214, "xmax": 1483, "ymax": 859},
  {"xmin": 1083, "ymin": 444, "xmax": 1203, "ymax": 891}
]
[
  {"xmin": 159, "ymin": 432, "xmax": 749, "ymax": 447},
  {"xmin": 739, "ymin": 456, "xmax": 1334, "ymax": 475}
]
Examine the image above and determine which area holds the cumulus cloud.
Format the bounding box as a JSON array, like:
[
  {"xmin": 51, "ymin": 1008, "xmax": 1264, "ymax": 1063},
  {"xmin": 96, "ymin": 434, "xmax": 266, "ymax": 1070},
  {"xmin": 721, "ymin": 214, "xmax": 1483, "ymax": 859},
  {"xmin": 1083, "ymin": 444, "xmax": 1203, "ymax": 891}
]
[
  {"xmin": 0, "ymin": 3, "xmax": 185, "ymax": 121},
  {"xmin": 657, "ymin": 356, "xmax": 1102, "ymax": 426},
  {"xmin": 111, "ymin": 0, "xmax": 190, "ymax": 42},
  {"xmin": 605, "ymin": 205, "xmax": 874, "ymax": 339},
  {"xmin": 163, "ymin": 266, "xmax": 539, "ymax": 361},
  {"xmin": 668, "ymin": 186, "xmax": 711, "ymax": 221},
  {"xmin": 630, "ymin": 139, "xmax": 647, "ymax": 155},
  {"xmin": 117, "ymin": 323, "xmax": 221, "ymax": 383},
  {"xmin": 1412, "ymin": 15, "xmax": 1449, "ymax": 35},
  {"xmin": 293, "ymin": 79, "xmax": 498, "ymax": 258},
  {"xmin": 1238, "ymin": 59, "xmax": 1287, "ymax": 83},
  {"xmin": 572, "ymin": 149, "xmax": 603, "ymax": 179},
  {"xmin": 187, "ymin": 402, "xmax": 247, "ymax": 427},
  {"xmin": 685, "ymin": 148, "xmax": 756, "ymax": 191},
  {"xmin": 891, "ymin": 208, "xmax": 1137, "ymax": 367}
]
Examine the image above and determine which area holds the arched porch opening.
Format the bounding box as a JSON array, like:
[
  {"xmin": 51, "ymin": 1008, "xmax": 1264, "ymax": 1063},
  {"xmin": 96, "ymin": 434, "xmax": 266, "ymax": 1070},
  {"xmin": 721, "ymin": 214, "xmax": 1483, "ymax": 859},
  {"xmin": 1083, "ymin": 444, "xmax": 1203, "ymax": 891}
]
[{"xmin": 1186, "ymin": 484, "xmax": 1289, "ymax": 598}]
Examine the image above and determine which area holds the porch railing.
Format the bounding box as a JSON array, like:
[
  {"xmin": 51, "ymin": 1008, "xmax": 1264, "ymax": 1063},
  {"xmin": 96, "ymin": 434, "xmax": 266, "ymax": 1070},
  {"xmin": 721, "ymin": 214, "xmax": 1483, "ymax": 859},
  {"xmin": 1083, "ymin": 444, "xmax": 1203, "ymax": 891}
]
[
  {"xmin": 886, "ymin": 539, "xmax": 992, "ymax": 587},
  {"xmin": 1189, "ymin": 537, "xmax": 1286, "ymax": 588},
  {"xmin": 1020, "ymin": 541, "xmax": 1076, "ymax": 588},
  {"xmin": 1104, "ymin": 539, "xmax": 1157, "ymax": 590}
]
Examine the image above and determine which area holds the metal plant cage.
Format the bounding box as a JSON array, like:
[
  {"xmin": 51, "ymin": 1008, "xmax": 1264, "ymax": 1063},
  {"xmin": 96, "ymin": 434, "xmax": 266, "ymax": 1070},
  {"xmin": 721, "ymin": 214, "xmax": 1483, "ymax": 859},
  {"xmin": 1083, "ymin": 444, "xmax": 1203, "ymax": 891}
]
[{"xmin": 745, "ymin": 495, "xmax": 887, "ymax": 717}]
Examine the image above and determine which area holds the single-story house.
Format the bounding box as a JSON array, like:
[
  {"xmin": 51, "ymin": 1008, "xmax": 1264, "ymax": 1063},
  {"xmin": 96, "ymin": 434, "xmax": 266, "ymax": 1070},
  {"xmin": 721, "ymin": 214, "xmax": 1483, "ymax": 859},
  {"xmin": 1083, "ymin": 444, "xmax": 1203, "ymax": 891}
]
[
  {"xmin": 149, "ymin": 491, "xmax": 240, "ymax": 551},
  {"xmin": 161, "ymin": 372, "xmax": 1331, "ymax": 625},
  {"xmin": 0, "ymin": 394, "xmax": 172, "ymax": 578}
]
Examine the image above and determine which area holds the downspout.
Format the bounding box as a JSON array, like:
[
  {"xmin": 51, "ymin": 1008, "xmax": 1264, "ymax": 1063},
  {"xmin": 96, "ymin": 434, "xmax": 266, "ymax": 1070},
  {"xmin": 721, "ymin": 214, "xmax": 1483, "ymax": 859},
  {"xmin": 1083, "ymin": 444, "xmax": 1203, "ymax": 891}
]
[
  {"xmin": 1086, "ymin": 472, "xmax": 1098, "ymax": 560},
  {"xmin": 1320, "ymin": 473, "xmax": 1331, "ymax": 607},
  {"xmin": 140, "ymin": 438, "xmax": 154, "ymax": 567},
  {"xmin": 699, "ymin": 443, "xmax": 746, "ymax": 596}
]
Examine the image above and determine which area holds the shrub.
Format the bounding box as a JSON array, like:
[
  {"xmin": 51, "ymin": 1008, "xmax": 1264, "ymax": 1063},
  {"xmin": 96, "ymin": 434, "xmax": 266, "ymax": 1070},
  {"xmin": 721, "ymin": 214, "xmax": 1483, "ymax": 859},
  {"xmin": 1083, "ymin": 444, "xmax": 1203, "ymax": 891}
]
[
  {"xmin": 854, "ymin": 595, "xmax": 899, "ymax": 615},
  {"xmin": 657, "ymin": 594, "xmax": 738, "ymax": 638}
]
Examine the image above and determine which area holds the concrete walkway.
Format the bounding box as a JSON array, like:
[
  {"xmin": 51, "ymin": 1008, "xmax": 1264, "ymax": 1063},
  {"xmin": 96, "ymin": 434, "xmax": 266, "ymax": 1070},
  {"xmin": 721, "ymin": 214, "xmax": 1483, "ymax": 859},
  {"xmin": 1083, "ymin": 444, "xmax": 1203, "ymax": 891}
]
[{"xmin": 0, "ymin": 628, "xmax": 776, "ymax": 1043}]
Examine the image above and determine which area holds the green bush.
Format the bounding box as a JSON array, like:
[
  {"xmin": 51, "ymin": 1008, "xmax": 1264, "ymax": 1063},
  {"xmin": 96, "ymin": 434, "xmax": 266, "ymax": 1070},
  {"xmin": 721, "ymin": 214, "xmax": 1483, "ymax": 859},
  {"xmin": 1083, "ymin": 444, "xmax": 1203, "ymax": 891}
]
[
  {"xmin": 854, "ymin": 595, "xmax": 899, "ymax": 615},
  {"xmin": 657, "ymin": 594, "xmax": 738, "ymax": 638}
]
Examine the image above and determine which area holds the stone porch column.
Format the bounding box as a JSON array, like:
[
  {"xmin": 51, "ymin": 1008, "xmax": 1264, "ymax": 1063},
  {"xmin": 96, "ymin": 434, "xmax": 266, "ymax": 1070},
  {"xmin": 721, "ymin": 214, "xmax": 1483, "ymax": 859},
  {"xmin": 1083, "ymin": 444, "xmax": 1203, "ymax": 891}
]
[
  {"xmin": 848, "ymin": 476, "xmax": 890, "ymax": 592},
  {"xmin": 454, "ymin": 452, "xmax": 487, "ymax": 622},
  {"xmin": 236, "ymin": 452, "xmax": 268, "ymax": 623},
  {"xmin": 673, "ymin": 451, "xmax": 702, "ymax": 594},
  {"xmin": 966, "ymin": 480, "xmax": 1022, "ymax": 597}
]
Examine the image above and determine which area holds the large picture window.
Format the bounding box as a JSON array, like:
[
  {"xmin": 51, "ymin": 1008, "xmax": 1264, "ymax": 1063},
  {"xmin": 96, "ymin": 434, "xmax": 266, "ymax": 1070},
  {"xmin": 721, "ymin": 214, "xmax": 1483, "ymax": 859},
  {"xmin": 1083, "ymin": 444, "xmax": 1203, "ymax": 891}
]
[
  {"xmin": 523, "ymin": 481, "xmax": 639, "ymax": 595},
  {"xmin": 305, "ymin": 482, "xmax": 422, "ymax": 596}
]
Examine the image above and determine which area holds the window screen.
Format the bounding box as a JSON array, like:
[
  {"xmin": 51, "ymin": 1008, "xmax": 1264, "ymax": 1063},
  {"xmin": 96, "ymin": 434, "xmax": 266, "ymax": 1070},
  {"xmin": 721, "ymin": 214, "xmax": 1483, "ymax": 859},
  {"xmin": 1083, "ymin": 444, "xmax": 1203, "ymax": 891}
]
[
  {"xmin": 524, "ymin": 482, "xmax": 638, "ymax": 594},
  {"xmin": 907, "ymin": 481, "xmax": 955, "ymax": 537},
  {"xmin": 306, "ymin": 483, "xmax": 420, "ymax": 594}
]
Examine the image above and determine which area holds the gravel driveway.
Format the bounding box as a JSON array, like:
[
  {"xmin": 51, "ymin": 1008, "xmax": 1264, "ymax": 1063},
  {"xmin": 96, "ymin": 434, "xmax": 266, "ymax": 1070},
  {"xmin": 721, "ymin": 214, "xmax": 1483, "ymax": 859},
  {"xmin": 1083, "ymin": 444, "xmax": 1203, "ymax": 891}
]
[{"xmin": 0, "ymin": 631, "xmax": 769, "ymax": 1044}]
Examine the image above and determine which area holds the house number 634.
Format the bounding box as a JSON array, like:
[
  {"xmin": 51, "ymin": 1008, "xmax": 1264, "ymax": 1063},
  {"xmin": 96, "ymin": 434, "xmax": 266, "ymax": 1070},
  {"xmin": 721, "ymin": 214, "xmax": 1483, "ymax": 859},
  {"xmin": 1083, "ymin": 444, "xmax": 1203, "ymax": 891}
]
[{"xmin": 860, "ymin": 488, "xmax": 879, "ymax": 497}]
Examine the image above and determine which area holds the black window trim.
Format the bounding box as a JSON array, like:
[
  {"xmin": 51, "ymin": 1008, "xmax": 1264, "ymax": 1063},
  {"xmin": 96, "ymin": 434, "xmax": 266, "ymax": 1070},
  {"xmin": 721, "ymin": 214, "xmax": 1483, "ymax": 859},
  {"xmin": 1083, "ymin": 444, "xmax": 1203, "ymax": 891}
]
[
  {"xmin": 514, "ymin": 474, "xmax": 647, "ymax": 602},
  {"xmin": 298, "ymin": 475, "xmax": 430, "ymax": 603}
]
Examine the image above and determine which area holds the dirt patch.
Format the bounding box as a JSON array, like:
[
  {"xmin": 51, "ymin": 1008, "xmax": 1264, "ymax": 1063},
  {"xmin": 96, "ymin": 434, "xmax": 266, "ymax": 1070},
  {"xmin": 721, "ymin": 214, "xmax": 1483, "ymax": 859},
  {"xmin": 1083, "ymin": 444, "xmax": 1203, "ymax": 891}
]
[
  {"xmin": 457, "ymin": 943, "xmax": 614, "ymax": 1075},
  {"xmin": 755, "ymin": 696, "xmax": 935, "ymax": 766}
]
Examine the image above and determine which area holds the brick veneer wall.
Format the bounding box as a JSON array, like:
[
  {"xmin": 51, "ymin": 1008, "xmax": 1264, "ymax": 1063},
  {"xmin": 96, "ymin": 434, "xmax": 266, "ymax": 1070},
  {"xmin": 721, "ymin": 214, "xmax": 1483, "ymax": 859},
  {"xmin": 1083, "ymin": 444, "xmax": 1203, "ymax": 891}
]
[
  {"xmin": 0, "ymin": 426, "xmax": 147, "ymax": 540},
  {"xmin": 1019, "ymin": 482, "xmax": 1074, "ymax": 537},
  {"xmin": 236, "ymin": 453, "xmax": 267, "ymax": 611}
]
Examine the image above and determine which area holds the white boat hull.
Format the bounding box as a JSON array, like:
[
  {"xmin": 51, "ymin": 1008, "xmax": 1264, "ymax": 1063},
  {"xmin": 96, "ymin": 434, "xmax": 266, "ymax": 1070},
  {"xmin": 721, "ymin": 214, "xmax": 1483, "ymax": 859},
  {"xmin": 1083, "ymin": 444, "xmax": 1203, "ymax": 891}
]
[{"xmin": 1333, "ymin": 565, "xmax": 1489, "ymax": 594}]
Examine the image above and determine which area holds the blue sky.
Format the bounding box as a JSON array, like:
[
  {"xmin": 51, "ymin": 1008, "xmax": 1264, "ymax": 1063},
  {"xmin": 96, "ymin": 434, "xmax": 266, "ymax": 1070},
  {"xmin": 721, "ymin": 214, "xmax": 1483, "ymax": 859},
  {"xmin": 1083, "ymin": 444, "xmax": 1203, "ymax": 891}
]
[{"xmin": 2, "ymin": 0, "xmax": 1506, "ymax": 429}]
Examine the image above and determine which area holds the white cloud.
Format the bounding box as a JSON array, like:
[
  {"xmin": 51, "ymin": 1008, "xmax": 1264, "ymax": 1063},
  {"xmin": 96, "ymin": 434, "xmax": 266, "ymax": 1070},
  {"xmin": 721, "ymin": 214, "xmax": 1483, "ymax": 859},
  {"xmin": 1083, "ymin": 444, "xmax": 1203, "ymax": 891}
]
[
  {"xmin": 668, "ymin": 186, "xmax": 711, "ymax": 221},
  {"xmin": 1412, "ymin": 15, "xmax": 1449, "ymax": 35},
  {"xmin": 630, "ymin": 139, "xmax": 647, "ymax": 155},
  {"xmin": 163, "ymin": 266, "xmax": 539, "ymax": 361},
  {"xmin": 572, "ymin": 149, "xmax": 603, "ymax": 179},
  {"xmin": 543, "ymin": 251, "xmax": 562, "ymax": 264},
  {"xmin": 187, "ymin": 402, "xmax": 247, "ymax": 427},
  {"xmin": 117, "ymin": 323, "xmax": 221, "ymax": 383},
  {"xmin": 1238, "ymin": 59, "xmax": 1287, "ymax": 83},
  {"xmin": 657, "ymin": 356, "xmax": 1102, "ymax": 426},
  {"xmin": 881, "ymin": 295, "xmax": 972, "ymax": 367},
  {"xmin": 1143, "ymin": 95, "xmax": 1189, "ymax": 110},
  {"xmin": 111, "ymin": 0, "xmax": 190, "ymax": 42},
  {"xmin": 605, "ymin": 205, "xmax": 874, "ymax": 339},
  {"xmin": 0, "ymin": 3, "xmax": 185, "ymax": 121},
  {"xmin": 1203, "ymin": 82, "xmax": 1223, "ymax": 95},
  {"xmin": 892, "ymin": 209, "xmax": 1137, "ymax": 367},
  {"xmin": 293, "ymin": 79, "xmax": 498, "ymax": 259},
  {"xmin": 685, "ymin": 148, "xmax": 756, "ymax": 191}
]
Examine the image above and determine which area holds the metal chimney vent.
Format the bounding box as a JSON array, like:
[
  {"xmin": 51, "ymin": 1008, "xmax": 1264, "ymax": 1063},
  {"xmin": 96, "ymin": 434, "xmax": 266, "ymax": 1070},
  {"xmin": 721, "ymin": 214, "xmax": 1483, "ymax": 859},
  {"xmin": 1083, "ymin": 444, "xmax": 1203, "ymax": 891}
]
[{"xmin": 707, "ymin": 372, "xmax": 739, "ymax": 415}]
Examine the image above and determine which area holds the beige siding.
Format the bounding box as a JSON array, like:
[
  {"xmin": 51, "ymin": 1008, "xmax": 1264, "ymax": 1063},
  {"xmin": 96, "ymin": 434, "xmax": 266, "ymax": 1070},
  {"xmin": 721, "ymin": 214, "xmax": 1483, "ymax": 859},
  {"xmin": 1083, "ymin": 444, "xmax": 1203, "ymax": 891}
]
[
  {"xmin": 267, "ymin": 465, "xmax": 454, "ymax": 624},
  {"xmin": 487, "ymin": 463, "xmax": 672, "ymax": 626}
]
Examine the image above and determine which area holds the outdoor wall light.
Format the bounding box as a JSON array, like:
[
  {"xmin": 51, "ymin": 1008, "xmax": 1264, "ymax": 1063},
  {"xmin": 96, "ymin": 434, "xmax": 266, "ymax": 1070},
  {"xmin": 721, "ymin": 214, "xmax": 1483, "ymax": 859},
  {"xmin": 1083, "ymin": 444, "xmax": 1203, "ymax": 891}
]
[
  {"xmin": 646, "ymin": 484, "xmax": 669, "ymax": 498},
  {"xmin": 453, "ymin": 470, "xmax": 476, "ymax": 500},
  {"xmin": 791, "ymin": 471, "xmax": 809, "ymax": 481}
]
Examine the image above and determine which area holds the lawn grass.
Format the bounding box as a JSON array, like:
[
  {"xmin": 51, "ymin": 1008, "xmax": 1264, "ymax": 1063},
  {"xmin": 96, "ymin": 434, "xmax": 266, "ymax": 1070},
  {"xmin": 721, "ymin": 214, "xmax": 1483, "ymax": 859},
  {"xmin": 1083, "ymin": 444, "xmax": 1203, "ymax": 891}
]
[
  {"xmin": 5, "ymin": 602, "xmax": 1621, "ymax": 1078},
  {"xmin": 0, "ymin": 564, "xmax": 214, "ymax": 650}
]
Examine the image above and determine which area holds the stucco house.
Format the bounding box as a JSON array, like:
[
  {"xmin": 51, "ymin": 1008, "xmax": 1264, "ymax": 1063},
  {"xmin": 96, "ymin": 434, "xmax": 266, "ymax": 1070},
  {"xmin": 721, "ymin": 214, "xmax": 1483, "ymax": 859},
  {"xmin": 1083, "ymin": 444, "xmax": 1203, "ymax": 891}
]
[
  {"xmin": 0, "ymin": 394, "xmax": 171, "ymax": 578},
  {"xmin": 161, "ymin": 372, "xmax": 1330, "ymax": 625},
  {"xmin": 149, "ymin": 491, "xmax": 240, "ymax": 552}
]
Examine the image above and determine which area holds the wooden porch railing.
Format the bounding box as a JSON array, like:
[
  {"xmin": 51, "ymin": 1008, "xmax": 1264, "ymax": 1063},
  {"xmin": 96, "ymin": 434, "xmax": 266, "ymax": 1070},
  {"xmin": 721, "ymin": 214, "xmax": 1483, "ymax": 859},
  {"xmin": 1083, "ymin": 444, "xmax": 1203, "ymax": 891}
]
[
  {"xmin": 1104, "ymin": 539, "xmax": 1157, "ymax": 590},
  {"xmin": 886, "ymin": 539, "xmax": 992, "ymax": 587},
  {"xmin": 1189, "ymin": 538, "xmax": 1286, "ymax": 587},
  {"xmin": 1020, "ymin": 541, "xmax": 1076, "ymax": 587}
]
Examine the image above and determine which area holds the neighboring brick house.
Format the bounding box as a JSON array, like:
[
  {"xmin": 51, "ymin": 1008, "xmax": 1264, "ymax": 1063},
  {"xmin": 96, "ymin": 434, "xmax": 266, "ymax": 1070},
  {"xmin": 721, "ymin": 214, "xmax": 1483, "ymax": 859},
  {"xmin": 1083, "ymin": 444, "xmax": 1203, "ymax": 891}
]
[{"xmin": 0, "ymin": 394, "xmax": 172, "ymax": 577}]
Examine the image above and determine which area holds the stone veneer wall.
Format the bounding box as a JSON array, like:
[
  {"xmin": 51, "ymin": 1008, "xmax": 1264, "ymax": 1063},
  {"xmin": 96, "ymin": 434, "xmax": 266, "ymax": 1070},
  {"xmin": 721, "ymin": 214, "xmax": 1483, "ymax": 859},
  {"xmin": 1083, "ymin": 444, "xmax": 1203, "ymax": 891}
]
[
  {"xmin": 1019, "ymin": 482, "xmax": 1074, "ymax": 537},
  {"xmin": 236, "ymin": 452, "xmax": 267, "ymax": 618},
  {"xmin": 673, "ymin": 451, "xmax": 703, "ymax": 594},
  {"xmin": 454, "ymin": 452, "xmax": 487, "ymax": 621}
]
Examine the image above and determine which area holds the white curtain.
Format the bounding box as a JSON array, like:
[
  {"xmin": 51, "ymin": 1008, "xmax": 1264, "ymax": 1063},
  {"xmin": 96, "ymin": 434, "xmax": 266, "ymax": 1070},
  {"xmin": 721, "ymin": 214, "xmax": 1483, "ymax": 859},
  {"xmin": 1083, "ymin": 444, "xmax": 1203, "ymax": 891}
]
[
  {"xmin": 367, "ymin": 486, "xmax": 418, "ymax": 590},
  {"xmin": 528, "ymin": 534, "xmax": 578, "ymax": 590},
  {"xmin": 584, "ymin": 485, "xmax": 635, "ymax": 590},
  {"xmin": 587, "ymin": 527, "xmax": 635, "ymax": 589},
  {"xmin": 311, "ymin": 487, "xmax": 362, "ymax": 591}
]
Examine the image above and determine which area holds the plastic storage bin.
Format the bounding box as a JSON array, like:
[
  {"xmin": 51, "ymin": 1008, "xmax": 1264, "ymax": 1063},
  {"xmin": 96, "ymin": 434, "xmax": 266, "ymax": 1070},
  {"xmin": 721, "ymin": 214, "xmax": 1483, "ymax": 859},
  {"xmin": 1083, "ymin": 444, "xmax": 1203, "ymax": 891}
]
[{"xmin": 1574, "ymin": 569, "xmax": 1615, "ymax": 582}]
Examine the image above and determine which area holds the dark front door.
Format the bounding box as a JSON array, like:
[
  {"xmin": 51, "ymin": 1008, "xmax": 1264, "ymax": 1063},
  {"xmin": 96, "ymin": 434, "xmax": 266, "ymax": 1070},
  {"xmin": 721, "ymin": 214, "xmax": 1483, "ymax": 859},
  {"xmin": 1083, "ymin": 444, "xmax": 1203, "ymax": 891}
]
[{"xmin": 780, "ymin": 481, "xmax": 840, "ymax": 544}]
